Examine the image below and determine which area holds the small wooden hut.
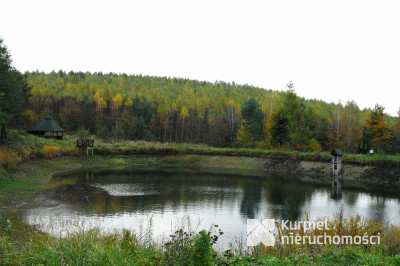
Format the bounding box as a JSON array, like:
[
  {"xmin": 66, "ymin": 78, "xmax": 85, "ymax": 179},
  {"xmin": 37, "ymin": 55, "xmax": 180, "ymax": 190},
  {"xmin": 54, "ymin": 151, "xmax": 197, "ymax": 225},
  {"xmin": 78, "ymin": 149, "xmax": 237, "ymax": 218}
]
[
  {"xmin": 331, "ymin": 149, "xmax": 343, "ymax": 176},
  {"xmin": 27, "ymin": 115, "xmax": 64, "ymax": 139}
]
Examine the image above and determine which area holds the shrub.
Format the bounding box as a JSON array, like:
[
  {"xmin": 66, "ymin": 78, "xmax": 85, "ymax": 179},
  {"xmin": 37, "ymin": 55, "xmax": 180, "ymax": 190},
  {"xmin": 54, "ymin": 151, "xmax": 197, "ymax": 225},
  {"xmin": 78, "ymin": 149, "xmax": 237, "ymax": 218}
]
[
  {"xmin": 0, "ymin": 149, "xmax": 20, "ymax": 169},
  {"xmin": 0, "ymin": 149, "xmax": 9, "ymax": 167},
  {"xmin": 62, "ymin": 145, "xmax": 79, "ymax": 155},
  {"xmin": 163, "ymin": 228, "xmax": 194, "ymax": 264},
  {"xmin": 255, "ymin": 141, "xmax": 267, "ymax": 149},
  {"xmin": 20, "ymin": 150, "xmax": 31, "ymax": 160},
  {"xmin": 111, "ymin": 125, "xmax": 125, "ymax": 141},
  {"xmin": 191, "ymin": 230, "xmax": 213, "ymax": 265},
  {"xmin": 308, "ymin": 138, "xmax": 322, "ymax": 152},
  {"xmin": 42, "ymin": 145, "xmax": 61, "ymax": 158},
  {"xmin": 76, "ymin": 127, "xmax": 91, "ymax": 139},
  {"xmin": 97, "ymin": 126, "xmax": 110, "ymax": 141},
  {"xmin": 160, "ymin": 156, "xmax": 180, "ymax": 164}
]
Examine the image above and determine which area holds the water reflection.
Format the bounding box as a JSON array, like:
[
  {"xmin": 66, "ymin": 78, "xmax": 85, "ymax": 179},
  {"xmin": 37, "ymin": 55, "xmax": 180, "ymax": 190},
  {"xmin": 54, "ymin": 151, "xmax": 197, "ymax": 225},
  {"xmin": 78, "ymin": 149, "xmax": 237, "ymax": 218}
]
[
  {"xmin": 264, "ymin": 182, "xmax": 314, "ymax": 220},
  {"xmin": 331, "ymin": 177, "xmax": 342, "ymax": 200},
  {"xmin": 239, "ymin": 179, "xmax": 262, "ymax": 219},
  {"xmin": 23, "ymin": 169, "xmax": 400, "ymax": 248}
]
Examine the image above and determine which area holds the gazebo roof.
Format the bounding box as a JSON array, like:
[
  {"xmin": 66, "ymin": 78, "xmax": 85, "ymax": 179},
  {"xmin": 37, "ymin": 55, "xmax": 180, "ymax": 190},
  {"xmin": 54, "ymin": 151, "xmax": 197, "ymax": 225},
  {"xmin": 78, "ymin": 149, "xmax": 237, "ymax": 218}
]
[
  {"xmin": 27, "ymin": 115, "xmax": 64, "ymax": 132},
  {"xmin": 331, "ymin": 149, "xmax": 344, "ymax": 156}
]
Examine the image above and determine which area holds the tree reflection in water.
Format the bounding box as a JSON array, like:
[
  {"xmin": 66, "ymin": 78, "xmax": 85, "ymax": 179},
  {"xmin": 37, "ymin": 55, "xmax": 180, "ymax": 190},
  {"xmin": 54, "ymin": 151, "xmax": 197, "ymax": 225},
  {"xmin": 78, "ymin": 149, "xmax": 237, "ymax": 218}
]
[{"xmin": 23, "ymin": 168, "xmax": 400, "ymax": 246}]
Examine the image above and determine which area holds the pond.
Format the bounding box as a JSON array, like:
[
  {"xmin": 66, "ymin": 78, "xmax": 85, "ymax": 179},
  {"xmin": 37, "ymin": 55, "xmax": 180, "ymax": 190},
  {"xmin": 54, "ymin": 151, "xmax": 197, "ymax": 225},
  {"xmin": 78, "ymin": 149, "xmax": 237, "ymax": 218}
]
[{"xmin": 23, "ymin": 168, "xmax": 400, "ymax": 249}]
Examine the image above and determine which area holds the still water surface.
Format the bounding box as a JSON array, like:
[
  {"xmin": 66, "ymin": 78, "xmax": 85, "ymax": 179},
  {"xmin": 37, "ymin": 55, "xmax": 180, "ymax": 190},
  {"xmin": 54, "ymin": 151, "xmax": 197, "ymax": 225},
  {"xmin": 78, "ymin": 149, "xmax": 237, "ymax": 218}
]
[{"xmin": 23, "ymin": 169, "xmax": 400, "ymax": 249}]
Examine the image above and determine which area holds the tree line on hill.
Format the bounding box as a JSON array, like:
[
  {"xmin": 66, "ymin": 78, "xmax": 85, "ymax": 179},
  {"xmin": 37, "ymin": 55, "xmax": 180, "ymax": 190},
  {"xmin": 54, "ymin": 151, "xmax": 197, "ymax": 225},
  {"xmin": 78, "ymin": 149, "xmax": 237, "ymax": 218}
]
[{"xmin": 1, "ymin": 38, "xmax": 400, "ymax": 153}]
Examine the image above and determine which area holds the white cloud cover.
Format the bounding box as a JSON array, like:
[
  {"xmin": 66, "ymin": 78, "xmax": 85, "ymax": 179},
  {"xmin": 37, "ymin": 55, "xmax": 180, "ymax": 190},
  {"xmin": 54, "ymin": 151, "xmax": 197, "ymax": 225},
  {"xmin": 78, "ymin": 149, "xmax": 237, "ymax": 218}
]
[{"xmin": 1, "ymin": 0, "xmax": 399, "ymax": 115}]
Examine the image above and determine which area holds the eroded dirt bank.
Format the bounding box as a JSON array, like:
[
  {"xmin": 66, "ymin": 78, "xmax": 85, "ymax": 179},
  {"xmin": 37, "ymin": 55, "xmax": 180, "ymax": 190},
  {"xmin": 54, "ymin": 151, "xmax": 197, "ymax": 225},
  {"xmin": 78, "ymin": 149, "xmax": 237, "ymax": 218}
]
[{"xmin": 194, "ymin": 156, "xmax": 400, "ymax": 191}]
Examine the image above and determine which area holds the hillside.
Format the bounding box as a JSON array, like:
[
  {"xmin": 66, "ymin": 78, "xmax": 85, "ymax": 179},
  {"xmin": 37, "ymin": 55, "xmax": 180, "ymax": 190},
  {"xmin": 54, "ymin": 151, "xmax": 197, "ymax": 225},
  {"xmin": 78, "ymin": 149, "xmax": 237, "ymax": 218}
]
[{"xmin": 23, "ymin": 71, "xmax": 399, "ymax": 153}]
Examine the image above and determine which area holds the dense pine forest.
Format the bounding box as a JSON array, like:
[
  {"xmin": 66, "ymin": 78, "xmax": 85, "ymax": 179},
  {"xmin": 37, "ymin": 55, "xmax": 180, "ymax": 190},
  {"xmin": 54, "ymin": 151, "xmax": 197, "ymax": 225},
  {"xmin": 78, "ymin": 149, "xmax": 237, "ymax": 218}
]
[{"xmin": 1, "ymin": 39, "xmax": 399, "ymax": 153}]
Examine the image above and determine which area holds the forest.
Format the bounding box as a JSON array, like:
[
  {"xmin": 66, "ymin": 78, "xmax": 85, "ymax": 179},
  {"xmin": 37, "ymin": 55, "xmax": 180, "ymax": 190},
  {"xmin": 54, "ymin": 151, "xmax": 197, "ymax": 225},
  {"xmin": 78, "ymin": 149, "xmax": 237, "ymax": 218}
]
[{"xmin": 1, "ymin": 39, "xmax": 400, "ymax": 154}]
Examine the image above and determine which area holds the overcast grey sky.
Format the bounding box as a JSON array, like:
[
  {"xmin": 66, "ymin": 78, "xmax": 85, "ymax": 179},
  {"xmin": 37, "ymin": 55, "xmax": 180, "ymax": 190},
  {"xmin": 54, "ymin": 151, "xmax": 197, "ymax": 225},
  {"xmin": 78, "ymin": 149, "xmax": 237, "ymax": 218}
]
[{"xmin": 1, "ymin": 0, "xmax": 399, "ymax": 115}]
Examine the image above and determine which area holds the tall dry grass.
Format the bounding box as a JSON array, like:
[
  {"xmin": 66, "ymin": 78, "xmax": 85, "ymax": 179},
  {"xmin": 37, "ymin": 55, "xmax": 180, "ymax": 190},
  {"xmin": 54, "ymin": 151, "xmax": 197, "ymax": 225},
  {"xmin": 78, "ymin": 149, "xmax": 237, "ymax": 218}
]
[
  {"xmin": 247, "ymin": 209, "xmax": 400, "ymax": 259},
  {"xmin": 1, "ymin": 213, "xmax": 400, "ymax": 265}
]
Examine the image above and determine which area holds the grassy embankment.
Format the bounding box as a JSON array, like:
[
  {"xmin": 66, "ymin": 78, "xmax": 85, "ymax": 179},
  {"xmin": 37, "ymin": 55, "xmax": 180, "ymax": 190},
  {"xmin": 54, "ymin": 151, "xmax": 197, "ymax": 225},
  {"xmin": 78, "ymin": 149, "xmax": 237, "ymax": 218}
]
[
  {"xmin": 1, "ymin": 211, "xmax": 400, "ymax": 265},
  {"xmin": 2, "ymin": 132, "xmax": 400, "ymax": 170}
]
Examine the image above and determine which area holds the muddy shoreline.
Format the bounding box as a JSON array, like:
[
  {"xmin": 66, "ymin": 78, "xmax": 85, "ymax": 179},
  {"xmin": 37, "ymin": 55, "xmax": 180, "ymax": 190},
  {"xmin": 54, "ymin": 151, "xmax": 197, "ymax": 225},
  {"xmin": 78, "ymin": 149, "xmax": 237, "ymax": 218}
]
[{"xmin": 189, "ymin": 155, "xmax": 400, "ymax": 194}]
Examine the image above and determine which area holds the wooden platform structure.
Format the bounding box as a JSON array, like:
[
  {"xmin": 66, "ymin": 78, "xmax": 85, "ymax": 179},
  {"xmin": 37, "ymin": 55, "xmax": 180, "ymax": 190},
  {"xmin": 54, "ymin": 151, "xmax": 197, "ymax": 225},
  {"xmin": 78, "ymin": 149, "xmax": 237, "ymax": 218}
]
[{"xmin": 77, "ymin": 139, "xmax": 94, "ymax": 156}]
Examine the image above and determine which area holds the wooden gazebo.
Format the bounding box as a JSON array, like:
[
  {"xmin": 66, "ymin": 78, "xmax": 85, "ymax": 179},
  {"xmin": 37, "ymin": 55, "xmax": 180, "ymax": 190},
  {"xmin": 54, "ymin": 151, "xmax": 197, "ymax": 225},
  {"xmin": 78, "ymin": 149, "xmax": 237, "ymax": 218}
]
[{"xmin": 27, "ymin": 115, "xmax": 64, "ymax": 139}]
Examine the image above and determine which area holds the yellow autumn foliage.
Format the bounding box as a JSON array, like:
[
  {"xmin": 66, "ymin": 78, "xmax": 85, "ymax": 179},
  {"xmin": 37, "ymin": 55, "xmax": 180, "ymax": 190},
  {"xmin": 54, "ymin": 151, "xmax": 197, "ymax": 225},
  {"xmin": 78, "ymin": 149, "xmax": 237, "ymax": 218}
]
[
  {"xmin": 63, "ymin": 145, "xmax": 79, "ymax": 155},
  {"xmin": 20, "ymin": 149, "xmax": 31, "ymax": 160},
  {"xmin": 24, "ymin": 109, "xmax": 39, "ymax": 123},
  {"xmin": 0, "ymin": 150, "xmax": 10, "ymax": 167},
  {"xmin": 112, "ymin": 93, "xmax": 123, "ymax": 108},
  {"xmin": 237, "ymin": 125, "xmax": 252, "ymax": 147},
  {"xmin": 308, "ymin": 138, "xmax": 322, "ymax": 152},
  {"xmin": 124, "ymin": 97, "xmax": 133, "ymax": 108},
  {"xmin": 180, "ymin": 106, "xmax": 189, "ymax": 118},
  {"xmin": 0, "ymin": 149, "xmax": 21, "ymax": 169},
  {"xmin": 43, "ymin": 145, "xmax": 61, "ymax": 158}
]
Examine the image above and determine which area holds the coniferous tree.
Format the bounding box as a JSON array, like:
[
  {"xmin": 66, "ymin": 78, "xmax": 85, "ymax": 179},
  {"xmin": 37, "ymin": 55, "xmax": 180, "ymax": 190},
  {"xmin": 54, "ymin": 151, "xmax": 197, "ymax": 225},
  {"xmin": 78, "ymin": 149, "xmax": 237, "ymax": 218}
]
[
  {"xmin": 269, "ymin": 109, "xmax": 289, "ymax": 148},
  {"xmin": 0, "ymin": 39, "xmax": 30, "ymax": 140},
  {"xmin": 238, "ymin": 98, "xmax": 264, "ymax": 144},
  {"xmin": 97, "ymin": 126, "xmax": 110, "ymax": 141},
  {"xmin": 360, "ymin": 126, "xmax": 371, "ymax": 154},
  {"xmin": 130, "ymin": 116, "xmax": 153, "ymax": 141},
  {"xmin": 111, "ymin": 125, "xmax": 125, "ymax": 141},
  {"xmin": 315, "ymin": 118, "xmax": 330, "ymax": 150}
]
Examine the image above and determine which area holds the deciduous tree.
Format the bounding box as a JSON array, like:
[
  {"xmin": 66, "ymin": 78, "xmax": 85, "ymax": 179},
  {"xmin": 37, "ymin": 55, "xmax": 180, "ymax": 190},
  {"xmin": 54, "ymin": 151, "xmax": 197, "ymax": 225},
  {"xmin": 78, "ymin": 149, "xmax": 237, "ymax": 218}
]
[
  {"xmin": 366, "ymin": 104, "xmax": 392, "ymax": 153},
  {"xmin": 282, "ymin": 83, "xmax": 307, "ymax": 149}
]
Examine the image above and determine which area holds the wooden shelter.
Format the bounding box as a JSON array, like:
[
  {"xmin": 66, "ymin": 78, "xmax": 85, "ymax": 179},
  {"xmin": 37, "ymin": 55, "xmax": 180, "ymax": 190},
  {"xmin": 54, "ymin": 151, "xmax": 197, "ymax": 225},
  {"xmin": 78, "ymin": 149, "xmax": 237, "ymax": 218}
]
[
  {"xmin": 27, "ymin": 115, "xmax": 64, "ymax": 139},
  {"xmin": 331, "ymin": 149, "xmax": 343, "ymax": 176}
]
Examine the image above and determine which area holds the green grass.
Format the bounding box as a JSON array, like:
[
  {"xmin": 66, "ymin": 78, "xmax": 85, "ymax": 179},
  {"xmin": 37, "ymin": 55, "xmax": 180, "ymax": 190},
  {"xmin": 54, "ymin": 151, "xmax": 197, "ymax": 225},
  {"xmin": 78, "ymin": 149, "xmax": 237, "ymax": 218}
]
[
  {"xmin": 93, "ymin": 139, "xmax": 400, "ymax": 167},
  {"xmin": 343, "ymin": 153, "xmax": 400, "ymax": 165},
  {"xmin": 93, "ymin": 139, "xmax": 400, "ymax": 165},
  {"xmin": 2, "ymin": 132, "xmax": 400, "ymax": 170},
  {"xmin": 1, "ymin": 216, "xmax": 400, "ymax": 265}
]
